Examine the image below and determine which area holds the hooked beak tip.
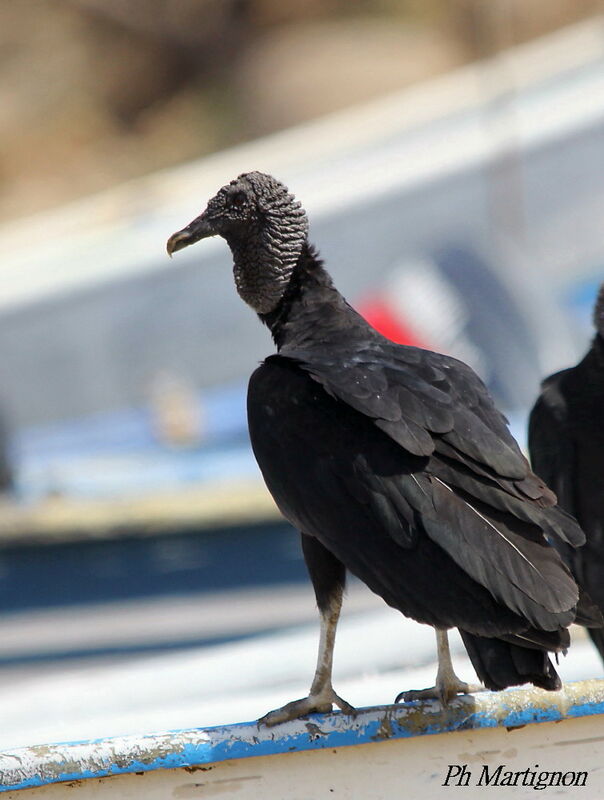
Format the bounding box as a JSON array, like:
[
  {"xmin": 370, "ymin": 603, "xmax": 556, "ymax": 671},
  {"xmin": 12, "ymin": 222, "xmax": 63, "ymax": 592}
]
[
  {"xmin": 166, "ymin": 214, "xmax": 215, "ymax": 258},
  {"xmin": 166, "ymin": 231, "xmax": 190, "ymax": 257}
]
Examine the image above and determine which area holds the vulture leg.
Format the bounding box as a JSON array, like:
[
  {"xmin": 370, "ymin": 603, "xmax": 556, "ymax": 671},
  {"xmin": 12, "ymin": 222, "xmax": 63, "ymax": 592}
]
[
  {"xmin": 397, "ymin": 629, "xmax": 482, "ymax": 705},
  {"xmin": 260, "ymin": 534, "xmax": 355, "ymax": 726}
]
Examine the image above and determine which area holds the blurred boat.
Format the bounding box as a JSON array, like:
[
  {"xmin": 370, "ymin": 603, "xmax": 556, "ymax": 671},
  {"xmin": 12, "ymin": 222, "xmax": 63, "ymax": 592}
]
[
  {"xmin": 1, "ymin": 18, "xmax": 604, "ymax": 454},
  {"xmin": 1, "ymin": 20, "xmax": 604, "ymax": 493}
]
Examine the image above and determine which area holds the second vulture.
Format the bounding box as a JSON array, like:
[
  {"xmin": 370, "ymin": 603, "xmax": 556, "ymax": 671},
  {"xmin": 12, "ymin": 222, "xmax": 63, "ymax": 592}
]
[{"xmin": 529, "ymin": 284, "xmax": 604, "ymax": 663}]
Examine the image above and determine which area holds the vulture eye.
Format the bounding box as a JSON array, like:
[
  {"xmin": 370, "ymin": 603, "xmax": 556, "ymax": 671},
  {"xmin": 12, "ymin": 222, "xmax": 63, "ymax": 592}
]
[{"xmin": 230, "ymin": 191, "xmax": 246, "ymax": 208}]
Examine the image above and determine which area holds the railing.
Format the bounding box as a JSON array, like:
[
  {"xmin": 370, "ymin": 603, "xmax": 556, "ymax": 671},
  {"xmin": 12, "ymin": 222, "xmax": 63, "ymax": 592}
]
[{"xmin": 2, "ymin": 680, "xmax": 604, "ymax": 798}]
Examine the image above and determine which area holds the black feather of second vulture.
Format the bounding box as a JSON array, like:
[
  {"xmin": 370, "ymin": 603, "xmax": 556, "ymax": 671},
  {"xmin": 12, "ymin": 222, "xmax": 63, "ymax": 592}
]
[{"xmin": 529, "ymin": 284, "xmax": 604, "ymax": 664}]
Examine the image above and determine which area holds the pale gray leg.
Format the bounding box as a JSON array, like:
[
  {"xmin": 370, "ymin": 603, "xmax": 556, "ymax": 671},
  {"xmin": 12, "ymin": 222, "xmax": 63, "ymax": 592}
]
[
  {"xmin": 397, "ymin": 629, "xmax": 482, "ymax": 706},
  {"xmin": 260, "ymin": 585, "xmax": 355, "ymax": 726}
]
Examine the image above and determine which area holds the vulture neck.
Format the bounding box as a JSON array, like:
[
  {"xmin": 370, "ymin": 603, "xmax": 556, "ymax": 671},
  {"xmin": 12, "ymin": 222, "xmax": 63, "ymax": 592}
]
[
  {"xmin": 576, "ymin": 331, "xmax": 604, "ymax": 381},
  {"xmin": 591, "ymin": 331, "xmax": 604, "ymax": 367},
  {"xmin": 259, "ymin": 243, "xmax": 361, "ymax": 351}
]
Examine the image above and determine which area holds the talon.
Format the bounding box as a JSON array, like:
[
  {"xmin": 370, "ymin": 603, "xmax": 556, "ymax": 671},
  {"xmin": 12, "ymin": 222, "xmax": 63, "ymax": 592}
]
[
  {"xmin": 396, "ymin": 680, "xmax": 482, "ymax": 706},
  {"xmin": 259, "ymin": 687, "xmax": 355, "ymax": 726},
  {"xmin": 260, "ymin": 699, "xmax": 319, "ymax": 727},
  {"xmin": 333, "ymin": 694, "xmax": 356, "ymax": 716}
]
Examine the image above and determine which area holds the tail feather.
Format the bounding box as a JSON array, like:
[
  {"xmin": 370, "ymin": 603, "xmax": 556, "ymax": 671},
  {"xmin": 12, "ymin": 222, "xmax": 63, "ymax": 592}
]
[
  {"xmin": 588, "ymin": 627, "xmax": 604, "ymax": 661},
  {"xmin": 460, "ymin": 630, "xmax": 562, "ymax": 692},
  {"xmin": 499, "ymin": 626, "xmax": 569, "ymax": 652},
  {"xmin": 575, "ymin": 587, "xmax": 604, "ymax": 628}
]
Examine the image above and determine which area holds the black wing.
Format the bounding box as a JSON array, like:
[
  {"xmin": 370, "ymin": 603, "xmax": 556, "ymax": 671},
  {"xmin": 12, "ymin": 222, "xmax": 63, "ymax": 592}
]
[
  {"xmin": 248, "ymin": 351, "xmax": 582, "ymax": 639},
  {"xmin": 528, "ymin": 370, "xmax": 576, "ymax": 514},
  {"xmin": 529, "ymin": 365, "xmax": 604, "ymax": 633},
  {"xmin": 281, "ymin": 339, "xmax": 528, "ymax": 475},
  {"xmin": 280, "ymin": 338, "xmax": 581, "ymax": 547}
]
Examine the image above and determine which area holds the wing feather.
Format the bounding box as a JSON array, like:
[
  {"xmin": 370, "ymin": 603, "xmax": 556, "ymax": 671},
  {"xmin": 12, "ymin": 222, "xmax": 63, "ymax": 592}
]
[{"xmin": 277, "ymin": 341, "xmax": 527, "ymax": 480}]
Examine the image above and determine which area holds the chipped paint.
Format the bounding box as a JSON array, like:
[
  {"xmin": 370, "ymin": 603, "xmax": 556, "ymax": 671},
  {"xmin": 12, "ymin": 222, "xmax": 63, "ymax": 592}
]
[
  {"xmin": 373, "ymin": 713, "xmax": 394, "ymax": 741},
  {"xmin": 1, "ymin": 680, "xmax": 604, "ymax": 793}
]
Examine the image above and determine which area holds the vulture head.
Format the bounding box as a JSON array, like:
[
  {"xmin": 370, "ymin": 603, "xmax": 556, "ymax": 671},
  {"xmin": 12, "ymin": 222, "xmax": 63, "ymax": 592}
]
[{"xmin": 167, "ymin": 172, "xmax": 308, "ymax": 314}]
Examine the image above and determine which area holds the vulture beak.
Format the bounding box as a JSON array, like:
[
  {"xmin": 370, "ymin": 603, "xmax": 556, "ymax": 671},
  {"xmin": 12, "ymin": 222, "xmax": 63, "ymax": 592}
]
[{"xmin": 166, "ymin": 212, "xmax": 215, "ymax": 257}]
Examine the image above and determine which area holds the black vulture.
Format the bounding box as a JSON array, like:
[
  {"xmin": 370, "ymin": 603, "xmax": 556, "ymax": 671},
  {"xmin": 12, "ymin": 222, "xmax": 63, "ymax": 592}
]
[
  {"xmin": 167, "ymin": 172, "xmax": 599, "ymax": 725},
  {"xmin": 529, "ymin": 285, "xmax": 604, "ymax": 662}
]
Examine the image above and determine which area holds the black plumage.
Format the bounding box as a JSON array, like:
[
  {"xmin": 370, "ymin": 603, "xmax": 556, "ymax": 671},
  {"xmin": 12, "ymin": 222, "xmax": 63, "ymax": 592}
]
[
  {"xmin": 0, "ymin": 411, "xmax": 13, "ymax": 494},
  {"xmin": 167, "ymin": 172, "xmax": 600, "ymax": 724},
  {"xmin": 529, "ymin": 285, "xmax": 604, "ymax": 661}
]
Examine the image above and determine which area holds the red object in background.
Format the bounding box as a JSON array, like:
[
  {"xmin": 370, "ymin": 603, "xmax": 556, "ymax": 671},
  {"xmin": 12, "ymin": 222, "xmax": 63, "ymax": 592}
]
[{"xmin": 356, "ymin": 293, "xmax": 425, "ymax": 347}]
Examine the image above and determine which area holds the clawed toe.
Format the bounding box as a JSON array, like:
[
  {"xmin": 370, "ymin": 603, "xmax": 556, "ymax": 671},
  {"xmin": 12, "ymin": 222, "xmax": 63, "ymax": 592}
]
[
  {"xmin": 396, "ymin": 687, "xmax": 438, "ymax": 704},
  {"xmin": 260, "ymin": 697, "xmax": 330, "ymax": 727},
  {"xmin": 332, "ymin": 692, "xmax": 356, "ymax": 716},
  {"xmin": 259, "ymin": 688, "xmax": 356, "ymax": 726},
  {"xmin": 395, "ymin": 680, "xmax": 481, "ymax": 706}
]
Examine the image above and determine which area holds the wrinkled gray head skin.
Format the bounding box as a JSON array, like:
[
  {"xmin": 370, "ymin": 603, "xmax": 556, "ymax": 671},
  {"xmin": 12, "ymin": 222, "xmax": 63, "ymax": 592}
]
[
  {"xmin": 167, "ymin": 172, "xmax": 309, "ymax": 314},
  {"xmin": 594, "ymin": 283, "xmax": 604, "ymax": 338}
]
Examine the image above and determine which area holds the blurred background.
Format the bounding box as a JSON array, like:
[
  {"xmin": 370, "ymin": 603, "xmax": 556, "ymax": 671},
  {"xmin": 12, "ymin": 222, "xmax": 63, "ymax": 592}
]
[{"xmin": 1, "ymin": 0, "xmax": 604, "ymax": 748}]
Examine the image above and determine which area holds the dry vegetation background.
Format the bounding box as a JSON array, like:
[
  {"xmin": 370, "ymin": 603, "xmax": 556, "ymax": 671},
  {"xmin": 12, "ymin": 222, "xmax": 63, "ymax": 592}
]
[{"xmin": 1, "ymin": 0, "xmax": 601, "ymax": 223}]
